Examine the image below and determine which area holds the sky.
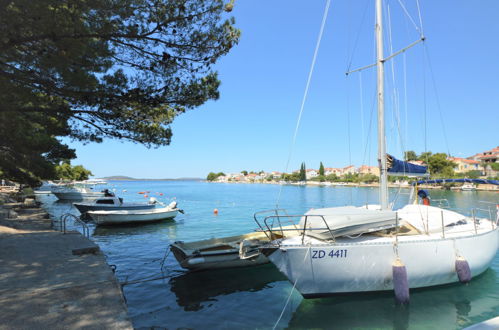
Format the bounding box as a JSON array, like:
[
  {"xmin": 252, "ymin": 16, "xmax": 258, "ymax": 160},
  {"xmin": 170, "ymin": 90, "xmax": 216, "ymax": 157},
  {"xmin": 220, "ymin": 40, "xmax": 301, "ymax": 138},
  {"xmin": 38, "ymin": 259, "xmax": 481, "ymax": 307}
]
[{"xmin": 66, "ymin": 0, "xmax": 499, "ymax": 179}]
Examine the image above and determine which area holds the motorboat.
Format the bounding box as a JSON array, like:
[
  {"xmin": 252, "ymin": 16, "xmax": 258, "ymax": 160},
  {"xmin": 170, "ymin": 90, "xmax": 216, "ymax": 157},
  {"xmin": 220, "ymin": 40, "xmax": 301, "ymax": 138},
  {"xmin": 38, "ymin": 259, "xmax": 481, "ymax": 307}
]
[
  {"xmin": 257, "ymin": 0, "xmax": 499, "ymax": 302},
  {"xmin": 73, "ymin": 196, "xmax": 157, "ymax": 214},
  {"xmin": 34, "ymin": 181, "xmax": 57, "ymax": 195},
  {"xmin": 51, "ymin": 182, "xmax": 112, "ymax": 201},
  {"xmin": 87, "ymin": 201, "xmax": 180, "ymax": 225},
  {"xmin": 170, "ymin": 224, "xmax": 300, "ymax": 271},
  {"xmin": 461, "ymin": 183, "xmax": 476, "ymax": 191}
]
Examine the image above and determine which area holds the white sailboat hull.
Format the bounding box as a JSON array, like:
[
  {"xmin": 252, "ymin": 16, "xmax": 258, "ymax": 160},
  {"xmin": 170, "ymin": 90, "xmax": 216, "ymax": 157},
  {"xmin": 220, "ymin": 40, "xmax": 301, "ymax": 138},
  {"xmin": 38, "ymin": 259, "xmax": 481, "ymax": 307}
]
[{"xmin": 266, "ymin": 227, "xmax": 498, "ymax": 297}]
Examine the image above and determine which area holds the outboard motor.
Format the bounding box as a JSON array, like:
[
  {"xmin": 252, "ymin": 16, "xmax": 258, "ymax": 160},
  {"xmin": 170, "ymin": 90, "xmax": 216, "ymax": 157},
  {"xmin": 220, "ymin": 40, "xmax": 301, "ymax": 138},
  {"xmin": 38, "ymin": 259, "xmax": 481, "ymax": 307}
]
[
  {"xmin": 103, "ymin": 189, "xmax": 114, "ymax": 197},
  {"xmin": 168, "ymin": 201, "xmax": 177, "ymax": 209}
]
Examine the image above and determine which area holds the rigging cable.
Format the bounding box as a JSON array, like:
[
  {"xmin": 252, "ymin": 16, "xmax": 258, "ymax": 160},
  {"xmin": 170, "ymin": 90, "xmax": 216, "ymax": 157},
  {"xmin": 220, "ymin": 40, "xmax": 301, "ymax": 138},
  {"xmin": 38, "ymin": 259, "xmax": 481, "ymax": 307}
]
[
  {"xmin": 395, "ymin": 0, "xmax": 423, "ymax": 36},
  {"xmin": 275, "ymin": 0, "xmax": 331, "ymax": 208},
  {"xmin": 346, "ymin": 75, "xmax": 353, "ymax": 204},
  {"xmin": 423, "ymin": 45, "xmax": 451, "ymax": 157}
]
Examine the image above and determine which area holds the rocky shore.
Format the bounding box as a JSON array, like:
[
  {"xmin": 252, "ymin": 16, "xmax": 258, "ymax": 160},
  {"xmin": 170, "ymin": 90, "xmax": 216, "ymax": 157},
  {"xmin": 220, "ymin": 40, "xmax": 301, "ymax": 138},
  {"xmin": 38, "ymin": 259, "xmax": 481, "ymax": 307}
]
[{"xmin": 0, "ymin": 192, "xmax": 132, "ymax": 329}]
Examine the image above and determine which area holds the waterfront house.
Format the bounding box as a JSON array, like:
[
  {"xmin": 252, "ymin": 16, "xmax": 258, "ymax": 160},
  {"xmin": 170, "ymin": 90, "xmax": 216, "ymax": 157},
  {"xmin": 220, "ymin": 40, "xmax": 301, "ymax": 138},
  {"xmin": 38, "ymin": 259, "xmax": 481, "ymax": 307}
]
[
  {"xmin": 325, "ymin": 167, "xmax": 343, "ymax": 176},
  {"xmin": 468, "ymin": 146, "xmax": 499, "ymax": 164},
  {"xmin": 306, "ymin": 169, "xmax": 318, "ymax": 179},
  {"xmin": 448, "ymin": 157, "xmax": 484, "ymax": 174},
  {"xmin": 358, "ymin": 165, "xmax": 380, "ymax": 176},
  {"xmin": 342, "ymin": 165, "xmax": 357, "ymax": 175},
  {"xmin": 271, "ymin": 171, "xmax": 282, "ymax": 179}
]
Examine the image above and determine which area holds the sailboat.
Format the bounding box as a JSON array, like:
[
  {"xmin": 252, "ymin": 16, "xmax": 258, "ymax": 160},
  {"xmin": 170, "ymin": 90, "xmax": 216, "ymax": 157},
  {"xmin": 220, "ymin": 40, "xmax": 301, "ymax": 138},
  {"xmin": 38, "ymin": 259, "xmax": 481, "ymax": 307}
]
[{"xmin": 258, "ymin": 0, "xmax": 498, "ymax": 301}]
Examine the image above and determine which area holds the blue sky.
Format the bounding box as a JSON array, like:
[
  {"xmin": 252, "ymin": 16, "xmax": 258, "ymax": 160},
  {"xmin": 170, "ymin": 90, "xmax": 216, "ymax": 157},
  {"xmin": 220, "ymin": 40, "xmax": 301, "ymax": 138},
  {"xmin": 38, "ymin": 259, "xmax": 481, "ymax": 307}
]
[{"xmin": 67, "ymin": 0, "xmax": 499, "ymax": 179}]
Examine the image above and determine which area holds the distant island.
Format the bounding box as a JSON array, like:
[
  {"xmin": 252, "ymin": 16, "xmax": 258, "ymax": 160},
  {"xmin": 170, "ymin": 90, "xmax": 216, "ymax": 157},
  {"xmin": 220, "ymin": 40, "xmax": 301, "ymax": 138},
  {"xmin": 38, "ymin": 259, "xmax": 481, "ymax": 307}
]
[{"xmin": 101, "ymin": 176, "xmax": 203, "ymax": 181}]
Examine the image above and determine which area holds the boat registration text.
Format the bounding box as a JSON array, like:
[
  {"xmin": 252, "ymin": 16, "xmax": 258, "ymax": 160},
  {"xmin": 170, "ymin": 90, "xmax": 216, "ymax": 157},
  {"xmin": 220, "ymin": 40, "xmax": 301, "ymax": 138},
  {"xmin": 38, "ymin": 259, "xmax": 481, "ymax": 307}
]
[{"xmin": 312, "ymin": 249, "xmax": 348, "ymax": 259}]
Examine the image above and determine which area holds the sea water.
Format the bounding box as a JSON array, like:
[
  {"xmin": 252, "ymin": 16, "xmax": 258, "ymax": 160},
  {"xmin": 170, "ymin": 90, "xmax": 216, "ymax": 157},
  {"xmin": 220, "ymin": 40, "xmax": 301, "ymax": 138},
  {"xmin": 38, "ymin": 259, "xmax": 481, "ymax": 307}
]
[{"xmin": 38, "ymin": 180, "xmax": 499, "ymax": 329}]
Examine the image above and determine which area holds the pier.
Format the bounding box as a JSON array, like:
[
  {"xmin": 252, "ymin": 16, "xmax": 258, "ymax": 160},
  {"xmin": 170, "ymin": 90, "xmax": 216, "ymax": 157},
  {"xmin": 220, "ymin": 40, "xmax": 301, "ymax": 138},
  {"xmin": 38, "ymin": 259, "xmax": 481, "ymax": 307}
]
[{"xmin": 0, "ymin": 195, "xmax": 132, "ymax": 329}]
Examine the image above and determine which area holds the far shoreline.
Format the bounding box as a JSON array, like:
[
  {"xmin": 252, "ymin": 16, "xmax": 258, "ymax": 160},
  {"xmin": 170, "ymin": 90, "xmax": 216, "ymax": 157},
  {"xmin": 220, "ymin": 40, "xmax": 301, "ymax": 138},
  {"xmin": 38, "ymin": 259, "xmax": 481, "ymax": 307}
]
[{"xmin": 206, "ymin": 180, "xmax": 499, "ymax": 192}]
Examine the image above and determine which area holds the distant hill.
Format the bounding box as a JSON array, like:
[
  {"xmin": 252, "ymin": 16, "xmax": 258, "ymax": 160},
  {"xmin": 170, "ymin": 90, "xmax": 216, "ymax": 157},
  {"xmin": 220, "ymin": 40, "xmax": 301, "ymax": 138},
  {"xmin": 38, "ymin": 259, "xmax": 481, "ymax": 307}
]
[{"xmin": 100, "ymin": 176, "xmax": 202, "ymax": 181}]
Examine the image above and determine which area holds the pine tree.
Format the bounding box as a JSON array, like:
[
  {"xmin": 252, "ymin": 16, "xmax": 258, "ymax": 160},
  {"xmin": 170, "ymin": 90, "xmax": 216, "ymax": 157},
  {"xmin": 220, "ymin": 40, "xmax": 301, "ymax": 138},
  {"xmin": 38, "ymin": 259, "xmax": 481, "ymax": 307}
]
[
  {"xmin": 319, "ymin": 162, "xmax": 325, "ymax": 176},
  {"xmin": 300, "ymin": 162, "xmax": 307, "ymax": 181}
]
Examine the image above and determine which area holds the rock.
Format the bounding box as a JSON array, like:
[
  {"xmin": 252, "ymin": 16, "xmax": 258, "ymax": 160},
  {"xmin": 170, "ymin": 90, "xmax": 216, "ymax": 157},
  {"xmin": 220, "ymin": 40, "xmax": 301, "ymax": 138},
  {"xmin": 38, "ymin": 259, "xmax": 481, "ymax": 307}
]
[
  {"xmin": 23, "ymin": 198, "xmax": 36, "ymax": 207},
  {"xmin": 8, "ymin": 210, "xmax": 18, "ymax": 219},
  {"xmin": 0, "ymin": 209, "xmax": 9, "ymax": 220}
]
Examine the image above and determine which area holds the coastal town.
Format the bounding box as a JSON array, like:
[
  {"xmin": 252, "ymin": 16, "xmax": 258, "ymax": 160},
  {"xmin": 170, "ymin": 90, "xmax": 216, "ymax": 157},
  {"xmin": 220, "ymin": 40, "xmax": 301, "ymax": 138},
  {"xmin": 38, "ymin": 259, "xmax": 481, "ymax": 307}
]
[{"xmin": 208, "ymin": 146, "xmax": 499, "ymax": 189}]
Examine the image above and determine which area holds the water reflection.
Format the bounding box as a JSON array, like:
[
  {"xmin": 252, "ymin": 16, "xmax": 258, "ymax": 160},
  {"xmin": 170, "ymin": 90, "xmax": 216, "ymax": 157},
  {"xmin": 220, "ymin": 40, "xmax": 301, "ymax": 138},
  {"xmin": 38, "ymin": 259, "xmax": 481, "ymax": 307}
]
[
  {"xmin": 286, "ymin": 269, "xmax": 498, "ymax": 329},
  {"xmin": 169, "ymin": 264, "xmax": 286, "ymax": 311},
  {"xmin": 92, "ymin": 220, "xmax": 178, "ymax": 238}
]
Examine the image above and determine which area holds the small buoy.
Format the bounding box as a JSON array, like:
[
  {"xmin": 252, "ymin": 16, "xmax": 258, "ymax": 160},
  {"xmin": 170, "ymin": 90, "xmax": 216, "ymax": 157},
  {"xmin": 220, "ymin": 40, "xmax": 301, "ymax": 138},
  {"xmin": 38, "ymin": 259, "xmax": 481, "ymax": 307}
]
[
  {"xmin": 213, "ymin": 208, "xmax": 218, "ymax": 215},
  {"xmin": 144, "ymin": 194, "xmax": 148, "ymax": 198},
  {"xmin": 138, "ymin": 191, "xmax": 145, "ymax": 194},
  {"xmin": 455, "ymin": 256, "xmax": 472, "ymax": 283},
  {"xmin": 392, "ymin": 259, "xmax": 410, "ymax": 304},
  {"xmin": 159, "ymin": 193, "xmax": 163, "ymax": 196}
]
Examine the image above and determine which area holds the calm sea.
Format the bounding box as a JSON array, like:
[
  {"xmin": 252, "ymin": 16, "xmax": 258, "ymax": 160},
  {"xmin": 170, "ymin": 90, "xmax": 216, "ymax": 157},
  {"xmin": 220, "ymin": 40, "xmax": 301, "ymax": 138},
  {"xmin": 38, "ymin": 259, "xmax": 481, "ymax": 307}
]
[{"xmin": 37, "ymin": 180, "xmax": 499, "ymax": 329}]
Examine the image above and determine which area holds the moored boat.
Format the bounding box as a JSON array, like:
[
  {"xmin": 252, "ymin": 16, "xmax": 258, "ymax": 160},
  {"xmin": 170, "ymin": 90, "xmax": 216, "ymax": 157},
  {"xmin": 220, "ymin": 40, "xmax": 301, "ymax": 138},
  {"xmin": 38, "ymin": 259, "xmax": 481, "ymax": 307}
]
[
  {"xmin": 170, "ymin": 224, "xmax": 300, "ymax": 271},
  {"xmin": 461, "ymin": 183, "xmax": 476, "ymax": 191},
  {"xmin": 260, "ymin": 188, "xmax": 498, "ymax": 298},
  {"xmin": 74, "ymin": 196, "xmax": 157, "ymax": 214},
  {"xmin": 256, "ymin": 0, "xmax": 499, "ymax": 302},
  {"xmin": 88, "ymin": 202, "xmax": 180, "ymax": 225}
]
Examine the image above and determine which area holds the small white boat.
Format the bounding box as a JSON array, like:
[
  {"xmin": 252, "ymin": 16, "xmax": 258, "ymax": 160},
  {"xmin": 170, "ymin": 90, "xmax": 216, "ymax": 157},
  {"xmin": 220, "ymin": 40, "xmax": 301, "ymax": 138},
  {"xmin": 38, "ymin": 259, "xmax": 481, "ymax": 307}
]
[
  {"xmin": 461, "ymin": 183, "xmax": 476, "ymax": 191},
  {"xmin": 52, "ymin": 188, "xmax": 106, "ymax": 201},
  {"xmin": 51, "ymin": 182, "xmax": 111, "ymax": 201},
  {"xmin": 170, "ymin": 224, "xmax": 300, "ymax": 271},
  {"xmin": 88, "ymin": 202, "xmax": 180, "ymax": 225},
  {"xmin": 73, "ymin": 196, "xmax": 157, "ymax": 214}
]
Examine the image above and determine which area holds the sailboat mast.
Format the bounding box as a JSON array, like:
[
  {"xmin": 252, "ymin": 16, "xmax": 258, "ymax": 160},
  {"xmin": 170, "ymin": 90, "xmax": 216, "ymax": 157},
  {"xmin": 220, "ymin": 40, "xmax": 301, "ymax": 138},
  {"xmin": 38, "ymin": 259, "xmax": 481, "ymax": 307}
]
[{"xmin": 375, "ymin": 0, "xmax": 389, "ymax": 209}]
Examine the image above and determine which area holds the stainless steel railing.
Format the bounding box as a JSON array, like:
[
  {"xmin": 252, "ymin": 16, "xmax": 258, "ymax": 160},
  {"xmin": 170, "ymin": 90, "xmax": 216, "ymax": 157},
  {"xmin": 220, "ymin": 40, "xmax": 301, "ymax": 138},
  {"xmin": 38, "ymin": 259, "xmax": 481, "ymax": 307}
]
[
  {"xmin": 60, "ymin": 213, "xmax": 90, "ymax": 237},
  {"xmin": 262, "ymin": 213, "xmax": 336, "ymax": 243}
]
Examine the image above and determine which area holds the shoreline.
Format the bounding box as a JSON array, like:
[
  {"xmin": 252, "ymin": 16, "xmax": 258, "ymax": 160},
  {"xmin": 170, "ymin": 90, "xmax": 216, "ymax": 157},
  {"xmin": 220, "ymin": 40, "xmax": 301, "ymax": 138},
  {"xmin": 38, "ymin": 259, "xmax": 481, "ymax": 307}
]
[{"xmin": 208, "ymin": 180, "xmax": 499, "ymax": 191}]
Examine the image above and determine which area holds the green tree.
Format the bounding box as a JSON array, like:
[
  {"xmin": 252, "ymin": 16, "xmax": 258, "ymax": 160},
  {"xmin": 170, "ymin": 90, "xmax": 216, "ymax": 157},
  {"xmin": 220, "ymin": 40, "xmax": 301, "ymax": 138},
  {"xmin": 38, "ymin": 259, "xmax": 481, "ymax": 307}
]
[
  {"xmin": 418, "ymin": 152, "xmax": 433, "ymax": 162},
  {"xmin": 319, "ymin": 162, "xmax": 325, "ymax": 176},
  {"xmin": 456, "ymin": 170, "xmax": 481, "ymax": 179},
  {"xmin": 282, "ymin": 172, "xmax": 300, "ymax": 182},
  {"xmin": 325, "ymin": 173, "xmax": 339, "ymax": 182},
  {"xmin": 427, "ymin": 153, "xmax": 455, "ymax": 177},
  {"xmin": 207, "ymin": 172, "xmax": 218, "ymax": 181},
  {"xmin": 299, "ymin": 162, "xmax": 306, "ymax": 181},
  {"xmin": 342, "ymin": 173, "xmax": 359, "ymax": 183},
  {"xmin": 55, "ymin": 162, "xmax": 93, "ymax": 181},
  {"xmin": 404, "ymin": 151, "xmax": 417, "ymax": 161},
  {"xmin": 1, "ymin": 0, "xmax": 240, "ymax": 185},
  {"xmin": 241, "ymin": 170, "xmax": 248, "ymax": 176},
  {"xmin": 359, "ymin": 173, "xmax": 379, "ymax": 183},
  {"xmin": 490, "ymin": 163, "xmax": 499, "ymax": 171},
  {"xmin": 0, "ymin": 110, "xmax": 75, "ymax": 186}
]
